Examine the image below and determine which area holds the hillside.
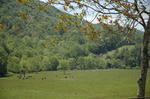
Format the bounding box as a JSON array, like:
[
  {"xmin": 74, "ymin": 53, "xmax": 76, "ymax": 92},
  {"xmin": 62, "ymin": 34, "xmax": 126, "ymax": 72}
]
[
  {"xmin": 0, "ymin": 0, "xmax": 143, "ymax": 75},
  {"xmin": 99, "ymin": 45, "xmax": 141, "ymax": 69}
]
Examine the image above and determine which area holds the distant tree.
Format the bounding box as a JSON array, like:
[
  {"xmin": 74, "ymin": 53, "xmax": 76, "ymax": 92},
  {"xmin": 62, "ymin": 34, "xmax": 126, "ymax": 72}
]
[
  {"xmin": 68, "ymin": 44, "xmax": 87, "ymax": 58},
  {"xmin": 0, "ymin": 31, "xmax": 10, "ymax": 77},
  {"xmin": 68, "ymin": 58, "xmax": 77, "ymax": 70},
  {"xmin": 7, "ymin": 56, "xmax": 20, "ymax": 73},
  {"xmin": 49, "ymin": 57, "xmax": 59, "ymax": 71},
  {"xmin": 0, "ymin": 47, "xmax": 8, "ymax": 77},
  {"xmin": 58, "ymin": 59, "xmax": 69, "ymax": 75}
]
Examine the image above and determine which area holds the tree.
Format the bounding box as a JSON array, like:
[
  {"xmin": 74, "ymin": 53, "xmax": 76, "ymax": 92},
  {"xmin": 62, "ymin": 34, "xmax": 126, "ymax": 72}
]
[
  {"xmin": 7, "ymin": 56, "xmax": 20, "ymax": 73},
  {"xmin": 0, "ymin": 47, "xmax": 8, "ymax": 77},
  {"xmin": 49, "ymin": 56, "xmax": 59, "ymax": 71},
  {"xmin": 17, "ymin": 0, "xmax": 150, "ymax": 97},
  {"xmin": 0, "ymin": 30, "xmax": 11, "ymax": 77},
  {"xmin": 58, "ymin": 59, "xmax": 69, "ymax": 75}
]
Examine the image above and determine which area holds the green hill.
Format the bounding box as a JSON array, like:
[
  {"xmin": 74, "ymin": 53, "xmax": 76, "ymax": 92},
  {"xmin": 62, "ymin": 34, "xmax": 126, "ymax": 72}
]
[
  {"xmin": 99, "ymin": 45, "xmax": 141, "ymax": 69},
  {"xmin": 0, "ymin": 0, "xmax": 143, "ymax": 75}
]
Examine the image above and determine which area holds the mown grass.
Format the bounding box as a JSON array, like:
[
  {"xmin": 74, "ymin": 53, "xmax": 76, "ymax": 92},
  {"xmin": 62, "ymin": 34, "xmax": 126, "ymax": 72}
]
[{"xmin": 0, "ymin": 69, "xmax": 150, "ymax": 99}]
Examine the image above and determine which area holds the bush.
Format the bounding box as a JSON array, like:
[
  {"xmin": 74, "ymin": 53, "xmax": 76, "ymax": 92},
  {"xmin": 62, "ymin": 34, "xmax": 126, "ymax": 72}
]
[
  {"xmin": 57, "ymin": 59, "xmax": 69, "ymax": 70},
  {"xmin": 7, "ymin": 56, "xmax": 20, "ymax": 73},
  {"xmin": 49, "ymin": 57, "xmax": 59, "ymax": 71},
  {"xmin": 68, "ymin": 58, "xmax": 77, "ymax": 70}
]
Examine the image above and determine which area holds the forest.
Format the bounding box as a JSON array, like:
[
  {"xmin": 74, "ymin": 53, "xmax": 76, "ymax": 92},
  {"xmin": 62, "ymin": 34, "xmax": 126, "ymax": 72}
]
[{"xmin": 0, "ymin": 0, "xmax": 145, "ymax": 75}]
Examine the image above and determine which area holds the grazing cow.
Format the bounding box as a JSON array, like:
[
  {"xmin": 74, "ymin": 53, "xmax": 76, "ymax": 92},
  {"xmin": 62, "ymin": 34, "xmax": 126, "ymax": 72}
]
[
  {"xmin": 25, "ymin": 76, "xmax": 32, "ymax": 79},
  {"xmin": 64, "ymin": 75, "xmax": 67, "ymax": 78},
  {"xmin": 41, "ymin": 77, "xmax": 46, "ymax": 80}
]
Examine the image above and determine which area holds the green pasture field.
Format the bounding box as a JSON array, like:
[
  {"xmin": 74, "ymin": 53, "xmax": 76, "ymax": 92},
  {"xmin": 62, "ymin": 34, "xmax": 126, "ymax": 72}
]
[{"xmin": 0, "ymin": 69, "xmax": 150, "ymax": 99}]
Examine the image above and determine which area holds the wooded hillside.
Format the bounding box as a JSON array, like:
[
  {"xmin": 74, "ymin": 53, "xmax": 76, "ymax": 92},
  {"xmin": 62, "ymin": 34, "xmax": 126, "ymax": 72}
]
[{"xmin": 0, "ymin": 0, "xmax": 143, "ymax": 75}]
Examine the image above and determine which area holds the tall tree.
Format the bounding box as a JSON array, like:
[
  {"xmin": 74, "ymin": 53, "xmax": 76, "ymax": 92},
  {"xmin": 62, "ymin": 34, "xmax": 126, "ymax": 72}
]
[{"xmin": 0, "ymin": 31, "xmax": 10, "ymax": 77}]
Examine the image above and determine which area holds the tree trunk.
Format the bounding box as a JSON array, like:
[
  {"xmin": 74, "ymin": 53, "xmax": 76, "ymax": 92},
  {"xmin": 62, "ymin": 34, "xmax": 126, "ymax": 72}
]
[{"xmin": 137, "ymin": 17, "xmax": 150, "ymax": 97}]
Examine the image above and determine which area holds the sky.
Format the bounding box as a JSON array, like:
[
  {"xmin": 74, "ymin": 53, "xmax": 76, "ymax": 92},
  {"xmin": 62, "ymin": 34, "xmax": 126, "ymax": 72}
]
[
  {"xmin": 40, "ymin": 0, "xmax": 98, "ymax": 23},
  {"xmin": 39, "ymin": 0, "xmax": 146, "ymax": 31}
]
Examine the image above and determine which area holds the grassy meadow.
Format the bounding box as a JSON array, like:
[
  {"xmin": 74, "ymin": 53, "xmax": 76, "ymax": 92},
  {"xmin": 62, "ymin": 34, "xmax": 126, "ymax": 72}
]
[{"xmin": 0, "ymin": 69, "xmax": 150, "ymax": 99}]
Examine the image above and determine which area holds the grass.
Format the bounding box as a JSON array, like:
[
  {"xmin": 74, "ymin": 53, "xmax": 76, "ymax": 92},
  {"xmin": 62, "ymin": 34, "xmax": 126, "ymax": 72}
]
[{"xmin": 0, "ymin": 69, "xmax": 150, "ymax": 99}]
